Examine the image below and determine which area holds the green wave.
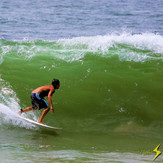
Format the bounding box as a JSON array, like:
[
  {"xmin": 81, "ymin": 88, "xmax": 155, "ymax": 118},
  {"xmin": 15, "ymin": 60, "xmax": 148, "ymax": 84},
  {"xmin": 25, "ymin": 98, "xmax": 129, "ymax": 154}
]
[{"xmin": 0, "ymin": 35, "xmax": 163, "ymax": 133}]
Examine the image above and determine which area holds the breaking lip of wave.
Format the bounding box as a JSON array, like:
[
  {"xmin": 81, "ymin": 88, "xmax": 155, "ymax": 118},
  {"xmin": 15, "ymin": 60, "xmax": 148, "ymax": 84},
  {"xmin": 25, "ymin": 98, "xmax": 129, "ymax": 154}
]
[
  {"xmin": 0, "ymin": 32, "xmax": 163, "ymax": 62},
  {"xmin": 57, "ymin": 32, "xmax": 163, "ymax": 62},
  {"xmin": 58, "ymin": 32, "xmax": 163, "ymax": 53}
]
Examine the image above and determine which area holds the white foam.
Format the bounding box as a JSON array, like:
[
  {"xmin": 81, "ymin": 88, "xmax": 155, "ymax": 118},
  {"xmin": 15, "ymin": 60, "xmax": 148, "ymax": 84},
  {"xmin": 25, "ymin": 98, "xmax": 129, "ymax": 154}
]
[
  {"xmin": 57, "ymin": 32, "xmax": 163, "ymax": 62},
  {"xmin": 0, "ymin": 102, "xmax": 37, "ymax": 129},
  {"xmin": 58, "ymin": 32, "xmax": 163, "ymax": 54},
  {"xmin": 0, "ymin": 88, "xmax": 38, "ymax": 129},
  {"xmin": 1, "ymin": 33, "xmax": 163, "ymax": 63}
]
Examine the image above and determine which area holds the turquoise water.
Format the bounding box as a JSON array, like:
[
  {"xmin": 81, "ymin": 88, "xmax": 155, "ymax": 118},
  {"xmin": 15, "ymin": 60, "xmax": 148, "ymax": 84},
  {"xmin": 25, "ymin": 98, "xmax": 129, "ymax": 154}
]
[{"xmin": 0, "ymin": 0, "xmax": 163, "ymax": 162}]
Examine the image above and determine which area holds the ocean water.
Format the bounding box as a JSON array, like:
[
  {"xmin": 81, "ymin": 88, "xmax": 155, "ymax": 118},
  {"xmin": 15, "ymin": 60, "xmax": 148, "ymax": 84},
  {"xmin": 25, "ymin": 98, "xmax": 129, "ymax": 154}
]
[{"xmin": 0, "ymin": 0, "xmax": 163, "ymax": 162}]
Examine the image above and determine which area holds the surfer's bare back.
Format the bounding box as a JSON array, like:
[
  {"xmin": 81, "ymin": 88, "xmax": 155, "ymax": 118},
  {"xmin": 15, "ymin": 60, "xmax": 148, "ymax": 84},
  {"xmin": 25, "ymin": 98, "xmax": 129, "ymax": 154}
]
[{"xmin": 18, "ymin": 79, "xmax": 60, "ymax": 125}]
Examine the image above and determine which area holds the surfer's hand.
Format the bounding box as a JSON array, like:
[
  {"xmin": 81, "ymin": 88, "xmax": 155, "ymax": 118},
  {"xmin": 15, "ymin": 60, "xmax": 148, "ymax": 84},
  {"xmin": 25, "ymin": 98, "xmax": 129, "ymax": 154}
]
[{"xmin": 51, "ymin": 107, "xmax": 54, "ymax": 113}]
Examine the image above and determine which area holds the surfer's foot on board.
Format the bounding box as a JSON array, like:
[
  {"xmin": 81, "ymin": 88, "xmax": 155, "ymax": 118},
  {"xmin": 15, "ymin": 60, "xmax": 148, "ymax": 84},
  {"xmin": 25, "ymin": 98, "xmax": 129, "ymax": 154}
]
[
  {"xmin": 18, "ymin": 108, "xmax": 24, "ymax": 115},
  {"xmin": 37, "ymin": 121, "xmax": 45, "ymax": 125}
]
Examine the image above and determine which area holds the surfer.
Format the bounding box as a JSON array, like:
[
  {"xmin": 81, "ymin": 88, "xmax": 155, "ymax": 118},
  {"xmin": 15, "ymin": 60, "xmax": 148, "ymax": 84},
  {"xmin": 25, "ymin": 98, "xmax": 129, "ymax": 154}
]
[{"xmin": 18, "ymin": 79, "xmax": 60, "ymax": 125}]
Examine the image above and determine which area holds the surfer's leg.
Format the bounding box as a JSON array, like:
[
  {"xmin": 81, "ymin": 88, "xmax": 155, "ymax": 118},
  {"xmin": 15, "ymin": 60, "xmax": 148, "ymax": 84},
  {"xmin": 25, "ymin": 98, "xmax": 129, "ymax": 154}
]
[
  {"xmin": 37, "ymin": 107, "xmax": 50, "ymax": 125},
  {"xmin": 18, "ymin": 107, "xmax": 37, "ymax": 114}
]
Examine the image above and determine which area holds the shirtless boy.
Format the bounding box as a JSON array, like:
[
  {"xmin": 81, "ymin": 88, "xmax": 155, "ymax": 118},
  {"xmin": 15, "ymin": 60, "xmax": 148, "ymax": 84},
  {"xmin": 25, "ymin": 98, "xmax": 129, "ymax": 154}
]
[{"xmin": 18, "ymin": 79, "xmax": 60, "ymax": 125}]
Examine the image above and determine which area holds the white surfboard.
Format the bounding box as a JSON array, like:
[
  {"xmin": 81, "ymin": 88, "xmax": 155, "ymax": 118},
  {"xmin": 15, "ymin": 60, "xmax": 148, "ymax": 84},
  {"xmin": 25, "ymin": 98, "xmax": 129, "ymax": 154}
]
[{"xmin": 19, "ymin": 116, "xmax": 62, "ymax": 130}]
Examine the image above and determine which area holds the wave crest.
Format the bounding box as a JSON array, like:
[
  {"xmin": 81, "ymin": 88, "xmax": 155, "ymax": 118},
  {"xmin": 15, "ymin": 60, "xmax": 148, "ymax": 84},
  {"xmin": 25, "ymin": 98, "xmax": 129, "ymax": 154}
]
[{"xmin": 0, "ymin": 32, "xmax": 163, "ymax": 63}]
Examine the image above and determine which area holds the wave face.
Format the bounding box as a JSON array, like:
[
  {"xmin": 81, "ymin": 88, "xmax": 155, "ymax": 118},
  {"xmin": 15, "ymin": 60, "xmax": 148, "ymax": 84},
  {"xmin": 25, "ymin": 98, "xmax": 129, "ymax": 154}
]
[{"xmin": 0, "ymin": 33, "xmax": 163, "ymax": 132}]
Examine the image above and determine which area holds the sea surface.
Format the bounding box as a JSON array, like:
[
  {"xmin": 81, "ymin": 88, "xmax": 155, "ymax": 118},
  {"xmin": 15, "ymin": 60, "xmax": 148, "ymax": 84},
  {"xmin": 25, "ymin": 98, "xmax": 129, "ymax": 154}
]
[{"xmin": 0, "ymin": 0, "xmax": 163, "ymax": 162}]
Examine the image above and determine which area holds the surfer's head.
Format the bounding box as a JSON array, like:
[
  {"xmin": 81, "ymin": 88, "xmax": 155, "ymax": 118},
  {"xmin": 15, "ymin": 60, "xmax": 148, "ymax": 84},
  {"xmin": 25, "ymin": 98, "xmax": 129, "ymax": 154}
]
[{"xmin": 52, "ymin": 79, "xmax": 60, "ymax": 89}]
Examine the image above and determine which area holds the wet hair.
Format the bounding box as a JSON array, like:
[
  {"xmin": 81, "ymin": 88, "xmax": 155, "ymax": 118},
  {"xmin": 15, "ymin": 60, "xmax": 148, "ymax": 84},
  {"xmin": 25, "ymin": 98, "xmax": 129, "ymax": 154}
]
[{"xmin": 52, "ymin": 79, "xmax": 60, "ymax": 88}]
